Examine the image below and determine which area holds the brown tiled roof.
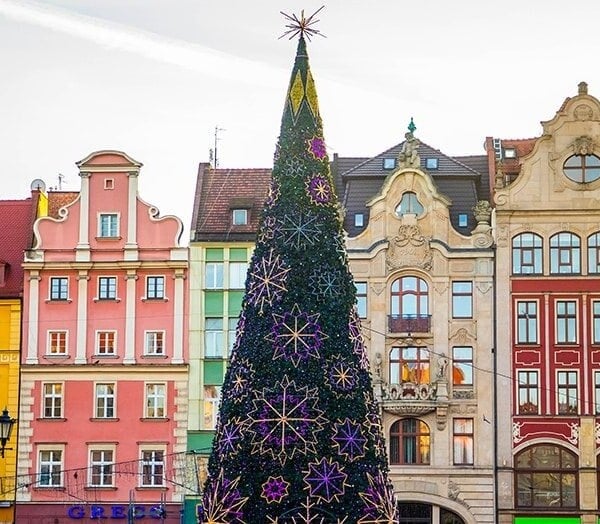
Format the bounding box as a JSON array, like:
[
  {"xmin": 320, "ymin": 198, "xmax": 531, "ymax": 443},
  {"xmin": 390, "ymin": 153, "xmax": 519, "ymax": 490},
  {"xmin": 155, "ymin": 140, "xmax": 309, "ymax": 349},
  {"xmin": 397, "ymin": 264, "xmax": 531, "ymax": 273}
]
[
  {"xmin": 190, "ymin": 163, "xmax": 272, "ymax": 242},
  {"xmin": 0, "ymin": 194, "xmax": 40, "ymax": 297},
  {"xmin": 48, "ymin": 191, "xmax": 79, "ymax": 219}
]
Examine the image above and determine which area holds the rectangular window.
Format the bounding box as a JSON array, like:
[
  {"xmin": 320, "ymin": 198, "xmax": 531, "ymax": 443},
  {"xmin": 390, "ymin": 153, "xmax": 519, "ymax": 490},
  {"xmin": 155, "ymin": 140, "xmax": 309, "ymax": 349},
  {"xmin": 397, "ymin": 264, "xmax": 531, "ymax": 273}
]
[
  {"xmin": 452, "ymin": 346, "xmax": 473, "ymax": 386},
  {"xmin": 557, "ymin": 371, "xmax": 578, "ymax": 414},
  {"xmin": 50, "ymin": 277, "xmax": 68, "ymax": 300},
  {"xmin": 232, "ymin": 209, "xmax": 248, "ymax": 225},
  {"xmin": 99, "ymin": 213, "xmax": 119, "ymax": 237},
  {"xmin": 96, "ymin": 331, "xmax": 116, "ymax": 355},
  {"xmin": 593, "ymin": 301, "xmax": 600, "ymax": 344},
  {"xmin": 389, "ymin": 346, "xmax": 430, "ymax": 384},
  {"xmin": 516, "ymin": 301, "xmax": 538, "ymax": 344},
  {"xmin": 426, "ymin": 158, "xmax": 439, "ymax": 170},
  {"xmin": 228, "ymin": 317, "xmax": 238, "ymax": 355},
  {"xmin": 595, "ymin": 372, "xmax": 600, "ymax": 415},
  {"xmin": 95, "ymin": 383, "xmax": 115, "ymax": 418},
  {"xmin": 355, "ymin": 282, "xmax": 368, "ymax": 318},
  {"xmin": 354, "ymin": 213, "xmax": 364, "ymax": 227},
  {"xmin": 141, "ymin": 450, "xmax": 165, "ymax": 487},
  {"xmin": 229, "ymin": 262, "xmax": 248, "ymax": 289},
  {"xmin": 205, "ymin": 263, "xmax": 224, "ymax": 289},
  {"xmin": 98, "ymin": 277, "xmax": 117, "ymax": 300},
  {"xmin": 145, "ymin": 383, "xmax": 166, "ymax": 418},
  {"xmin": 452, "ymin": 281, "xmax": 473, "ymax": 318},
  {"xmin": 453, "ymin": 418, "xmax": 474, "ymax": 465},
  {"xmin": 146, "ymin": 276, "xmax": 165, "ymax": 299},
  {"xmin": 203, "ymin": 385, "xmax": 221, "ymax": 429},
  {"xmin": 47, "ymin": 330, "xmax": 67, "ymax": 355},
  {"xmin": 458, "ymin": 214, "xmax": 468, "ymax": 228},
  {"xmin": 42, "ymin": 383, "xmax": 63, "ymax": 418},
  {"xmin": 89, "ymin": 449, "xmax": 114, "ymax": 487},
  {"xmin": 556, "ymin": 300, "xmax": 577, "ymax": 344},
  {"xmin": 517, "ymin": 370, "xmax": 539, "ymax": 414},
  {"xmin": 38, "ymin": 449, "xmax": 63, "ymax": 487},
  {"xmin": 145, "ymin": 331, "xmax": 165, "ymax": 355},
  {"xmin": 205, "ymin": 318, "xmax": 224, "ymax": 358},
  {"xmin": 382, "ymin": 158, "xmax": 395, "ymax": 170}
]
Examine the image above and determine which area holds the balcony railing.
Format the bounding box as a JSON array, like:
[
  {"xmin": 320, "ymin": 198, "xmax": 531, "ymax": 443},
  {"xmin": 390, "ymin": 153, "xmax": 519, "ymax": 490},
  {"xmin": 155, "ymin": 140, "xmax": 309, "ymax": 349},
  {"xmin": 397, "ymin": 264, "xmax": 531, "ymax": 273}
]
[{"xmin": 387, "ymin": 314, "xmax": 431, "ymax": 333}]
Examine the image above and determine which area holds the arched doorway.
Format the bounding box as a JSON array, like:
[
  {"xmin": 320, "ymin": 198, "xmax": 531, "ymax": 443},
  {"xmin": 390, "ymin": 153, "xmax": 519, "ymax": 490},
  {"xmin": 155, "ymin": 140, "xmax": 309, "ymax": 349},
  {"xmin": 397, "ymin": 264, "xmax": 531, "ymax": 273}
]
[{"xmin": 398, "ymin": 502, "xmax": 465, "ymax": 524}]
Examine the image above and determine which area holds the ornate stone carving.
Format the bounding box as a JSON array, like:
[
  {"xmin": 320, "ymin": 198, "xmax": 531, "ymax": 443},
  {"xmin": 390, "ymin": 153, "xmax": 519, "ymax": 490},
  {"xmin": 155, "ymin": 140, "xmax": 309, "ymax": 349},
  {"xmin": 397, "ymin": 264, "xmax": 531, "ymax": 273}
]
[
  {"xmin": 386, "ymin": 224, "xmax": 432, "ymax": 270},
  {"xmin": 398, "ymin": 131, "xmax": 420, "ymax": 168},
  {"xmin": 574, "ymin": 104, "xmax": 593, "ymax": 121},
  {"xmin": 452, "ymin": 389, "xmax": 475, "ymax": 400},
  {"xmin": 473, "ymin": 200, "xmax": 492, "ymax": 224},
  {"xmin": 572, "ymin": 135, "xmax": 595, "ymax": 155},
  {"xmin": 370, "ymin": 282, "xmax": 386, "ymax": 295},
  {"xmin": 449, "ymin": 327, "xmax": 475, "ymax": 344}
]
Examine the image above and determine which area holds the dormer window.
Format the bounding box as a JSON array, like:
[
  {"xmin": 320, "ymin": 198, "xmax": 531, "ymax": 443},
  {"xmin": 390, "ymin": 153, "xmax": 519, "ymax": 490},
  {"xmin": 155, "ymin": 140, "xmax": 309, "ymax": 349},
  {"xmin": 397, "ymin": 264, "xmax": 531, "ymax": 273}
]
[
  {"xmin": 503, "ymin": 148, "xmax": 516, "ymax": 159},
  {"xmin": 425, "ymin": 158, "xmax": 438, "ymax": 170},
  {"xmin": 99, "ymin": 213, "xmax": 119, "ymax": 238},
  {"xmin": 395, "ymin": 192, "xmax": 424, "ymax": 217},
  {"xmin": 382, "ymin": 158, "xmax": 396, "ymax": 170},
  {"xmin": 232, "ymin": 209, "xmax": 248, "ymax": 226},
  {"xmin": 354, "ymin": 213, "xmax": 364, "ymax": 228},
  {"xmin": 458, "ymin": 214, "xmax": 468, "ymax": 228}
]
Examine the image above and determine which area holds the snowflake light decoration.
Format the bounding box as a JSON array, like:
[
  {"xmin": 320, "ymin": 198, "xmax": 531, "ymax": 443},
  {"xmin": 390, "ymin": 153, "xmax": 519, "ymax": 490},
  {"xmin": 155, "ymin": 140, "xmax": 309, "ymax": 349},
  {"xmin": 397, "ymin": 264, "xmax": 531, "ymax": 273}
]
[
  {"xmin": 248, "ymin": 376, "xmax": 325, "ymax": 464},
  {"xmin": 349, "ymin": 307, "xmax": 370, "ymax": 370},
  {"xmin": 325, "ymin": 354, "xmax": 358, "ymax": 396},
  {"xmin": 308, "ymin": 267, "xmax": 342, "ymax": 298},
  {"xmin": 357, "ymin": 471, "xmax": 398, "ymax": 524},
  {"xmin": 216, "ymin": 417, "xmax": 244, "ymax": 458},
  {"xmin": 284, "ymin": 156, "xmax": 307, "ymax": 177},
  {"xmin": 266, "ymin": 304, "xmax": 327, "ymax": 367},
  {"xmin": 261, "ymin": 475, "xmax": 290, "ymax": 504},
  {"xmin": 257, "ymin": 215, "xmax": 278, "ymax": 244},
  {"xmin": 229, "ymin": 358, "xmax": 255, "ymax": 404},
  {"xmin": 266, "ymin": 180, "xmax": 281, "ymax": 208},
  {"xmin": 332, "ymin": 418, "xmax": 367, "ymax": 461},
  {"xmin": 247, "ymin": 248, "xmax": 290, "ymax": 314},
  {"xmin": 306, "ymin": 175, "xmax": 332, "ymax": 206},
  {"xmin": 308, "ymin": 136, "xmax": 327, "ymax": 160},
  {"xmin": 278, "ymin": 212, "xmax": 323, "ymax": 249},
  {"xmin": 200, "ymin": 469, "xmax": 248, "ymax": 524},
  {"xmin": 303, "ymin": 457, "xmax": 348, "ymax": 503}
]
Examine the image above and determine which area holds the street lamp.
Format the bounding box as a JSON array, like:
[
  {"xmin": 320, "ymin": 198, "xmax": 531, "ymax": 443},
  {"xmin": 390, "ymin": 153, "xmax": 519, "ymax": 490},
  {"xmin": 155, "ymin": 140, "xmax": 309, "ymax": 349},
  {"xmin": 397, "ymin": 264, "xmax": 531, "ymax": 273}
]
[{"xmin": 0, "ymin": 408, "xmax": 16, "ymax": 458}]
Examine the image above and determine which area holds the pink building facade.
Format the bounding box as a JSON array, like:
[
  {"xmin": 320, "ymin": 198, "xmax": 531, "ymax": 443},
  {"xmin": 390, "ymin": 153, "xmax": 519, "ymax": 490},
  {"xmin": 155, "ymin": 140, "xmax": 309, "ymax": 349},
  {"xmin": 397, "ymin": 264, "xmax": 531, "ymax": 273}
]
[{"xmin": 16, "ymin": 151, "xmax": 189, "ymax": 523}]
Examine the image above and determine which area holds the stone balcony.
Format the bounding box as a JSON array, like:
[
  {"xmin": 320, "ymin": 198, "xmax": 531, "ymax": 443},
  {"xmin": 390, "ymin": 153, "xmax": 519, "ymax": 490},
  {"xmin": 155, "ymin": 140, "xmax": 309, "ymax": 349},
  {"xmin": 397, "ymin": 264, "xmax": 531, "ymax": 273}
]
[{"xmin": 387, "ymin": 314, "xmax": 431, "ymax": 334}]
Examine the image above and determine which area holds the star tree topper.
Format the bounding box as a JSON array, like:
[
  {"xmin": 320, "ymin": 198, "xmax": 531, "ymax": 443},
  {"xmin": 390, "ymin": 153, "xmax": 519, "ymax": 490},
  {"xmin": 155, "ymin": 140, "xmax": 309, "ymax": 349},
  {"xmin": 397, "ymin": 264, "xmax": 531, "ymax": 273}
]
[{"xmin": 280, "ymin": 6, "xmax": 327, "ymax": 41}]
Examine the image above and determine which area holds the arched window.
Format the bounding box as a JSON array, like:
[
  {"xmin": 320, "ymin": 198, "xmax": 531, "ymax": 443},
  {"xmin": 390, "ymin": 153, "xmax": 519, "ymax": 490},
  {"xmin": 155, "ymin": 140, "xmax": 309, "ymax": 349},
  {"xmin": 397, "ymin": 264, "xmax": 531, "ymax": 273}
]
[
  {"xmin": 588, "ymin": 232, "xmax": 600, "ymax": 274},
  {"xmin": 515, "ymin": 444, "xmax": 577, "ymax": 508},
  {"xmin": 563, "ymin": 154, "xmax": 600, "ymax": 183},
  {"xmin": 395, "ymin": 192, "xmax": 424, "ymax": 217},
  {"xmin": 389, "ymin": 418, "xmax": 430, "ymax": 465},
  {"xmin": 512, "ymin": 233, "xmax": 543, "ymax": 275},
  {"xmin": 390, "ymin": 276, "xmax": 429, "ymax": 333},
  {"xmin": 550, "ymin": 232, "xmax": 580, "ymax": 274}
]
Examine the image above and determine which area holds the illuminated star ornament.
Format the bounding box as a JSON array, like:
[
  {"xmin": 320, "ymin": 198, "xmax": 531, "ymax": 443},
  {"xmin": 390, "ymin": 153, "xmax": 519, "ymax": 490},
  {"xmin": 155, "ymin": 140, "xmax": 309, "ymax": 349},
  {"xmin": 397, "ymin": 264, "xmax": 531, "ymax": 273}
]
[{"xmin": 280, "ymin": 6, "xmax": 326, "ymax": 41}]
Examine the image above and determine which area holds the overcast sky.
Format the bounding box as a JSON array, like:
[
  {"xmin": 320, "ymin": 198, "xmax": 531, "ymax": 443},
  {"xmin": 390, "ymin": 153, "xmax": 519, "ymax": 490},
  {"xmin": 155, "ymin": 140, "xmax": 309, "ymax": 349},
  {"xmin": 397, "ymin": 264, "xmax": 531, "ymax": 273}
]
[{"xmin": 2, "ymin": 0, "xmax": 599, "ymax": 238}]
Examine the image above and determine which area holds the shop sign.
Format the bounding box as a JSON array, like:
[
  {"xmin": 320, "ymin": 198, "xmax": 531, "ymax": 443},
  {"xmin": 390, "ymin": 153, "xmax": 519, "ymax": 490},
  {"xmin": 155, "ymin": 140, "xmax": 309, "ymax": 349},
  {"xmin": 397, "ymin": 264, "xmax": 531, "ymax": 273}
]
[{"xmin": 67, "ymin": 504, "xmax": 166, "ymax": 519}]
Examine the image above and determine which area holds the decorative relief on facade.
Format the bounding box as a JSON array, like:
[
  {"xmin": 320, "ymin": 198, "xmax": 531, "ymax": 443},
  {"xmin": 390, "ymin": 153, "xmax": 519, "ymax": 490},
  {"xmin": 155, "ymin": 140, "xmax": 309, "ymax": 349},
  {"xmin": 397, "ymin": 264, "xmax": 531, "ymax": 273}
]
[
  {"xmin": 513, "ymin": 420, "xmax": 580, "ymax": 445},
  {"xmin": 452, "ymin": 389, "xmax": 474, "ymax": 400},
  {"xmin": 370, "ymin": 282, "xmax": 386, "ymax": 296},
  {"xmin": 386, "ymin": 224, "xmax": 432, "ymax": 271},
  {"xmin": 448, "ymin": 480, "xmax": 460, "ymax": 501},
  {"xmin": 495, "ymin": 224, "xmax": 509, "ymax": 246},
  {"xmin": 475, "ymin": 281, "xmax": 492, "ymax": 294},
  {"xmin": 514, "ymin": 349, "xmax": 542, "ymax": 366},
  {"xmin": 554, "ymin": 349, "xmax": 580, "ymax": 366},
  {"xmin": 434, "ymin": 282, "xmax": 448, "ymax": 295},
  {"xmin": 574, "ymin": 104, "xmax": 594, "ymax": 121},
  {"xmin": 473, "ymin": 200, "xmax": 492, "ymax": 224},
  {"xmin": 472, "ymin": 229, "xmax": 494, "ymax": 249},
  {"xmin": 449, "ymin": 326, "xmax": 476, "ymax": 344}
]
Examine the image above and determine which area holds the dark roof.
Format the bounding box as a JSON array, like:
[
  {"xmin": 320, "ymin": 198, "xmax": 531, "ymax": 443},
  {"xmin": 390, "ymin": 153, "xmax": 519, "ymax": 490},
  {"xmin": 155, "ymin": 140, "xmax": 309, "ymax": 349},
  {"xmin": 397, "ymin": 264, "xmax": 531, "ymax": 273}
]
[
  {"xmin": 340, "ymin": 139, "xmax": 488, "ymax": 237},
  {"xmin": 191, "ymin": 163, "xmax": 272, "ymax": 242},
  {"xmin": 0, "ymin": 194, "xmax": 40, "ymax": 298},
  {"xmin": 331, "ymin": 154, "xmax": 369, "ymax": 200}
]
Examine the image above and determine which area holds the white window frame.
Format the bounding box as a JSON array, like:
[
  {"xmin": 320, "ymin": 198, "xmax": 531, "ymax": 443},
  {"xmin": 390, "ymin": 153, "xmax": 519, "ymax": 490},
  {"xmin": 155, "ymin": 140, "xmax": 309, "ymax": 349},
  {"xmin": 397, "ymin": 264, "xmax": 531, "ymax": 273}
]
[
  {"xmin": 98, "ymin": 212, "xmax": 119, "ymax": 238},
  {"xmin": 38, "ymin": 447, "xmax": 64, "ymax": 487},
  {"xmin": 556, "ymin": 370, "xmax": 578, "ymax": 415},
  {"xmin": 88, "ymin": 446, "xmax": 115, "ymax": 487},
  {"xmin": 232, "ymin": 208, "xmax": 248, "ymax": 226},
  {"xmin": 49, "ymin": 276, "xmax": 69, "ymax": 301},
  {"xmin": 205, "ymin": 262, "xmax": 224, "ymax": 289},
  {"xmin": 140, "ymin": 447, "xmax": 166, "ymax": 487},
  {"xmin": 227, "ymin": 317, "xmax": 238, "ymax": 355},
  {"xmin": 145, "ymin": 330, "xmax": 165, "ymax": 356},
  {"xmin": 98, "ymin": 276, "xmax": 117, "ymax": 300},
  {"xmin": 94, "ymin": 382, "xmax": 116, "ymax": 419},
  {"xmin": 146, "ymin": 275, "xmax": 165, "ymax": 299},
  {"xmin": 592, "ymin": 300, "xmax": 600, "ymax": 344},
  {"xmin": 594, "ymin": 371, "xmax": 600, "ymax": 415},
  {"xmin": 555, "ymin": 300, "xmax": 578, "ymax": 344},
  {"xmin": 47, "ymin": 330, "xmax": 68, "ymax": 355},
  {"xmin": 205, "ymin": 318, "xmax": 224, "ymax": 358},
  {"xmin": 517, "ymin": 369, "xmax": 539, "ymax": 415},
  {"xmin": 42, "ymin": 382, "xmax": 63, "ymax": 418},
  {"xmin": 516, "ymin": 300, "xmax": 539, "ymax": 344},
  {"xmin": 145, "ymin": 383, "xmax": 166, "ymax": 418},
  {"xmin": 96, "ymin": 330, "xmax": 117, "ymax": 356},
  {"xmin": 203, "ymin": 385, "xmax": 221, "ymax": 430},
  {"xmin": 228, "ymin": 262, "xmax": 248, "ymax": 289}
]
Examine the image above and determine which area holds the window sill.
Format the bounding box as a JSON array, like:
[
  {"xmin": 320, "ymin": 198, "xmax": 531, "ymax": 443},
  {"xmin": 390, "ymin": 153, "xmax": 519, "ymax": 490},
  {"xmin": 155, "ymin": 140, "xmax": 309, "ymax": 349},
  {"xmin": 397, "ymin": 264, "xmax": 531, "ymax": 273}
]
[
  {"xmin": 84, "ymin": 486, "xmax": 117, "ymax": 491},
  {"xmin": 34, "ymin": 486, "xmax": 65, "ymax": 491},
  {"xmin": 44, "ymin": 354, "xmax": 70, "ymax": 359},
  {"xmin": 93, "ymin": 298, "xmax": 121, "ymax": 303},
  {"xmin": 90, "ymin": 418, "xmax": 120, "ymax": 422},
  {"xmin": 141, "ymin": 297, "xmax": 169, "ymax": 302},
  {"xmin": 37, "ymin": 417, "xmax": 67, "ymax": 422},
  {"xmin": 95, "ymin": 236, "xmax": 122, "ymax": 241},
  {"xmin": 135, "ymin": 486, "xmax": 167, "ymax": 491},
  {"xmin": 140, "ymin": 417, "xmax": 170, "ymax": 422},
  {"xmin": 45, "ymin": 299, "xmax": 72, "ymax": 304},
  {"xmin": 141, "ymin": 354, "xmax": 167, "ymax": 359}
]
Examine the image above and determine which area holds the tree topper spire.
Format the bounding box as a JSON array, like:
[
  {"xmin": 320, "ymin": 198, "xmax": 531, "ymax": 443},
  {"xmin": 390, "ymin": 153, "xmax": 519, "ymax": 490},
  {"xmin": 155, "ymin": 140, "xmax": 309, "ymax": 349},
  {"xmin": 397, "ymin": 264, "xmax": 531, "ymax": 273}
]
[{"xmin": 280, "ymin": 6, "xmax": 326, "ymax": 41}]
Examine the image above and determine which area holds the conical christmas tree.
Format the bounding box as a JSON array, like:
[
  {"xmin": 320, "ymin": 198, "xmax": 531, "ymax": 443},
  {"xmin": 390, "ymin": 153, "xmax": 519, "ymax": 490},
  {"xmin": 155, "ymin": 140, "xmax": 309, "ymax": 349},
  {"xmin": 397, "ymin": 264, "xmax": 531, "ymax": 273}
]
[{"xmin": 200, "ymin": 13, "xmax": 397, "ymax": 524}]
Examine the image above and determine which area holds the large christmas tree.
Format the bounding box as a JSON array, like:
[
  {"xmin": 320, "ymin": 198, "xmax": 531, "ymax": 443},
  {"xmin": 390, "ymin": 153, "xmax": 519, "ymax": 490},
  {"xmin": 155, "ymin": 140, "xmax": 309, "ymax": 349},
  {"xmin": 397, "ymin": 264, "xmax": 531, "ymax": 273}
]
[{"xmin": 200, "ymin": 11, "xmax": 397, "ymax": 524}]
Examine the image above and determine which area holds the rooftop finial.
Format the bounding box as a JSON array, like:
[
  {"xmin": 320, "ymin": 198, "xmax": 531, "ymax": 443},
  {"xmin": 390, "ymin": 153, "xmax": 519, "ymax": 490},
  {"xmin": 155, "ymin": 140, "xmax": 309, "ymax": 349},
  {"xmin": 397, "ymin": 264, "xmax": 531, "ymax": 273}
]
[
  {"xmin": 578, "ymin": 81, "xmax": 588, "ymax": 95},
  {"xmin": 408, "ymin": 117, "xmax": 417, "ymax": 134},
  {"xmin": 280, "ymin": 6, "xmax": 326, "ymax": 41}
]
